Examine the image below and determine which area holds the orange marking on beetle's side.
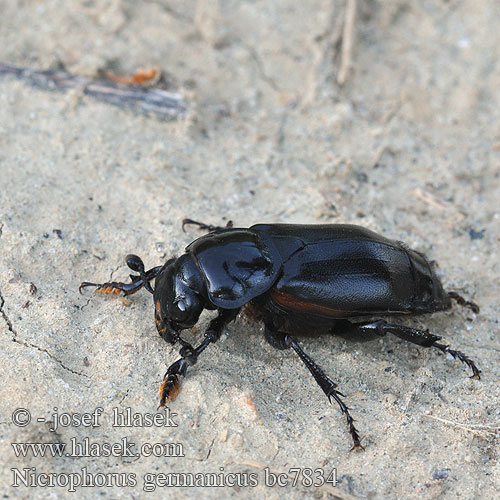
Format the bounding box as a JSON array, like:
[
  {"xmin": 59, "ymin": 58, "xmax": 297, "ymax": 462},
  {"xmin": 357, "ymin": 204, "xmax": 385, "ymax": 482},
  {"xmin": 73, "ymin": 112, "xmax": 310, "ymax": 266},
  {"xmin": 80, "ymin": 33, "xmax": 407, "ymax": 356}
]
[
  {"xmin": 270, "ymin": 289, "xmax": 348, "ymax": 317},
  {"xmin": 155, "ymin": 300, "xmax": 167, "ymax": 334},
  {"xmin": 113, "ymin": 288, "xmax": 121, "ymax": 295},
  {"xmin": 155, "ymin": 318, "xmax": 166, "ymax": 333},
  {"xmin": 270, "ymin": 289, "xmax": 410, "ymax": 317}
]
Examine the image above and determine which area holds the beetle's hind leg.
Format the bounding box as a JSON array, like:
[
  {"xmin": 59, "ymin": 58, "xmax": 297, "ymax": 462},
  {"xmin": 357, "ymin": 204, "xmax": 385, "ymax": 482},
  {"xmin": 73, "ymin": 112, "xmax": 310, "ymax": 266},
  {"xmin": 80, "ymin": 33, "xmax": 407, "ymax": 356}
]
[
  {"xmin": 333, "ymin": 319, "xmax": 481, "ymax": 379},
  {"xmin": 182, "ymin": 218, "xmax": 233, "ymax": 233},
  {"xmin": 265, "ymin": 326, "xmax": 363, "ymax": 450},
  {"xmin": 80, "ymin": 255, "xmax": 162, "ymax": 296}
]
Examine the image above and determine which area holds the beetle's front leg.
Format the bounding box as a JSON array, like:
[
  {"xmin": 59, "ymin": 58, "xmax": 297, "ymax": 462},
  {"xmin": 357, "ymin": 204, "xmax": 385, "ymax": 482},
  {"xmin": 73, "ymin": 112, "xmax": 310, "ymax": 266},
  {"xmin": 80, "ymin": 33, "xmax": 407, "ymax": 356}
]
[
  {"xmin": 265, "ymin": 326, "xmax": 363, "ymax": 450},
  {"xmin": 158, "ymin": 308, "xmax": 240, "ymax": 408}
]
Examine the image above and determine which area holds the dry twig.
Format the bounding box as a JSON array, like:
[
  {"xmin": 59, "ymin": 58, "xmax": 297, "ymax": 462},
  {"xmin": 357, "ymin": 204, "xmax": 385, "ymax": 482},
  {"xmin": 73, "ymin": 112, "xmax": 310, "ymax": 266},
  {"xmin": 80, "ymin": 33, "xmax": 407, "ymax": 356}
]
[
  {"xmin": 422, "ymin": 414, "xmax": 500, "ymax": 437},
  {"xmin": 0, "ymin": 62, "xmax": 186, "ymax": 120},
  {"xmin": 337, "ymin": 0, "xmax": 357, "ymax": 85}
]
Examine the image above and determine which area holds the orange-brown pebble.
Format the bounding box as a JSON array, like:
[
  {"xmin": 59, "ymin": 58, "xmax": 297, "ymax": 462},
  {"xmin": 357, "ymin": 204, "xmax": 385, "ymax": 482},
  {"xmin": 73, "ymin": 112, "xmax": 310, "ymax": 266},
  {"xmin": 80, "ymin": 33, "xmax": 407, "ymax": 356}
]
[
  {"xmin": 106, "ymin": 68, "xmax": 160, "ymax": 86},
  {"xmin": 242, "ymin": 395, "xmax": 257, "ymax": 414}
]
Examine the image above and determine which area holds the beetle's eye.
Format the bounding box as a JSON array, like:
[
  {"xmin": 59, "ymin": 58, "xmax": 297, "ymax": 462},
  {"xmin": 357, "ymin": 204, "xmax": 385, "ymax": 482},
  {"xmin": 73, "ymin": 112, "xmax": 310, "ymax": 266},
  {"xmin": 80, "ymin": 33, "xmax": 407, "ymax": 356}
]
[
  {"xmin": 171, "ymin": 297, "xmax": 190, "ymax": 323},
  {"xmin": 177, "ymin": 299, "xmax": 186, "ymax": 312}
]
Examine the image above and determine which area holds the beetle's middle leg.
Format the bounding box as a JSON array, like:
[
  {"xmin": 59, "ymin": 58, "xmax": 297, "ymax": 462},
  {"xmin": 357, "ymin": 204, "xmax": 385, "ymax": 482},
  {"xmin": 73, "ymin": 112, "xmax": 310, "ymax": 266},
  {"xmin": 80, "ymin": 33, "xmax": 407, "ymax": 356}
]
[
  {"xmin": 265, "ymin": 326, "xmax": 363, "ymax": 450},
  {"xmin": 158, "ymin": 308, "xmax": 240, "ymax": 408},
  {"xmin": 333, "ymin": 319, "xmax": 481, "ymax": 379},
  {"xmin": 80, "ymin": 255, "xmax": 162, "ymax": 296}
]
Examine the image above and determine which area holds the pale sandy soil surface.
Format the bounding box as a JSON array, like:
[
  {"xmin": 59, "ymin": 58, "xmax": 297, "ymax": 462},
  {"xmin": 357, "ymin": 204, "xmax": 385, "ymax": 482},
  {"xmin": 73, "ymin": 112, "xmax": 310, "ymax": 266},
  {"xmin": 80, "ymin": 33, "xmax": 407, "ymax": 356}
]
[{"xmin": 0, "ymin": 1, "xmax": 499, "ymax": 499}]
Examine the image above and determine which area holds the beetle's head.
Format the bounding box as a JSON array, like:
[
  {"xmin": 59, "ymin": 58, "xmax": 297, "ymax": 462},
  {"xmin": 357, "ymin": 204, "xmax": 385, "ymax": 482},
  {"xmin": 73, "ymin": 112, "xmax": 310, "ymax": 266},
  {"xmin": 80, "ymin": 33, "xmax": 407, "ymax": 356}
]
[{"xmin": 153, "ymin": 254, "xmax": 206, "ymax": 343}]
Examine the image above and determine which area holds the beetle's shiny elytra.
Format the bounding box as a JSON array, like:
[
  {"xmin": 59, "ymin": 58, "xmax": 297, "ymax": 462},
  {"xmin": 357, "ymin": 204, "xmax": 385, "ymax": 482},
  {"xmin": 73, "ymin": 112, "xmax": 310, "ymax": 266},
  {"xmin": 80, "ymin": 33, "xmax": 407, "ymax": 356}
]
[{"xmin": 81, "ymin": 220, "xmax": 480, "ymax": 450}]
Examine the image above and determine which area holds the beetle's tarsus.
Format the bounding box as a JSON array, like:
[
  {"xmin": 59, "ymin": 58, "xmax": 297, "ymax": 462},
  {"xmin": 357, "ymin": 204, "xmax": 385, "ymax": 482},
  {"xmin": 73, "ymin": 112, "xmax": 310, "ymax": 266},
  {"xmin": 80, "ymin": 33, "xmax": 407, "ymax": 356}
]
[
  {"xmin": 448, "ymin": 291, "xmax": 480, "ymax": 314},
  {"xmin": 326, "ymin": 385, "xmax": 364, "ymax": 451},
  {"xmin": 182, "ymin": 218, "xmax": 233, "ymax": 233},
  {"xmin": 431, "ymin": 342, "xmax": 481, "ymax": 379}
]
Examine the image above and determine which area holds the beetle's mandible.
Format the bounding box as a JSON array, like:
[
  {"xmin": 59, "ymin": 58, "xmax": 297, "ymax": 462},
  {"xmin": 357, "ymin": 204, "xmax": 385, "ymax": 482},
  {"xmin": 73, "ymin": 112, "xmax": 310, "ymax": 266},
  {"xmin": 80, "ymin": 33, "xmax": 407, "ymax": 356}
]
[{"xmin": 80, "ymin": 220, "xmax": 480, "ymax": 449}]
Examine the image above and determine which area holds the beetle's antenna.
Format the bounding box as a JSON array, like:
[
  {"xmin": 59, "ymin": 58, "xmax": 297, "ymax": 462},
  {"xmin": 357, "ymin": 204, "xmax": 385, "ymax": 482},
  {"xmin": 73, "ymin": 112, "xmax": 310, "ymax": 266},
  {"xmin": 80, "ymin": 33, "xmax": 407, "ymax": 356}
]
[
  {"xmin": 126, "ymin": 254, "xmax": 155, "ymax": 293},
  {"xmin": 80, "ymin": 256, "xmax": 161, "ymax": 296}
]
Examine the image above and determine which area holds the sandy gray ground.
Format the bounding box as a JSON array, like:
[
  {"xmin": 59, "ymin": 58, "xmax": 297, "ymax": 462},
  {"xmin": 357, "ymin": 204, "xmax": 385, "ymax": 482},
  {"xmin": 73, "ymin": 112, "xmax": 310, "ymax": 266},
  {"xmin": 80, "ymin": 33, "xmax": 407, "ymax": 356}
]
[{"xmin": 1, "ymin": 1, "xmax": 499, "ymax": 499}]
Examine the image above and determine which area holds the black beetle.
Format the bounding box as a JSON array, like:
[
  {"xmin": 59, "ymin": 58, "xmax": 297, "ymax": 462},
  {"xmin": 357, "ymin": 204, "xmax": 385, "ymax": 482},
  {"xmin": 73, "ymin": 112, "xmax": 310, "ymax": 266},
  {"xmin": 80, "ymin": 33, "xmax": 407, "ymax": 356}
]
[{"xmin": 81, "ymin": 220, "xmax": 480, "ymax": 449}]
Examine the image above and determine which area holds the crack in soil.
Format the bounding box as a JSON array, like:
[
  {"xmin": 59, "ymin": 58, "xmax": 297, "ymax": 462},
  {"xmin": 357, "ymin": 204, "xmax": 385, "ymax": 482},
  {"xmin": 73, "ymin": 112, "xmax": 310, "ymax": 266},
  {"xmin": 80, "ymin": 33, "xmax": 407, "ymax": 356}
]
[
  {"xmin": 243, "ymin": 43, "xmax": 281, "ymax": 92},
  {"xmin": 0, "ymin": 289, "xmax": 88, "ymax": 378},
  {"xmin": 0, "ymin": 290, "xmax": 15, "ymax": 336}
]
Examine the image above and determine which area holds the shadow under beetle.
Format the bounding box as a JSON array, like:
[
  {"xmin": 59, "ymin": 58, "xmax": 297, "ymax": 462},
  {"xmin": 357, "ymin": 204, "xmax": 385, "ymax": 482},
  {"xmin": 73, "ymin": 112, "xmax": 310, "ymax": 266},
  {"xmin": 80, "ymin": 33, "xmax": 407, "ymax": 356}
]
[{"xmin": 81, "ymin": 220, "xmax": 480, "ymax": 449}]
